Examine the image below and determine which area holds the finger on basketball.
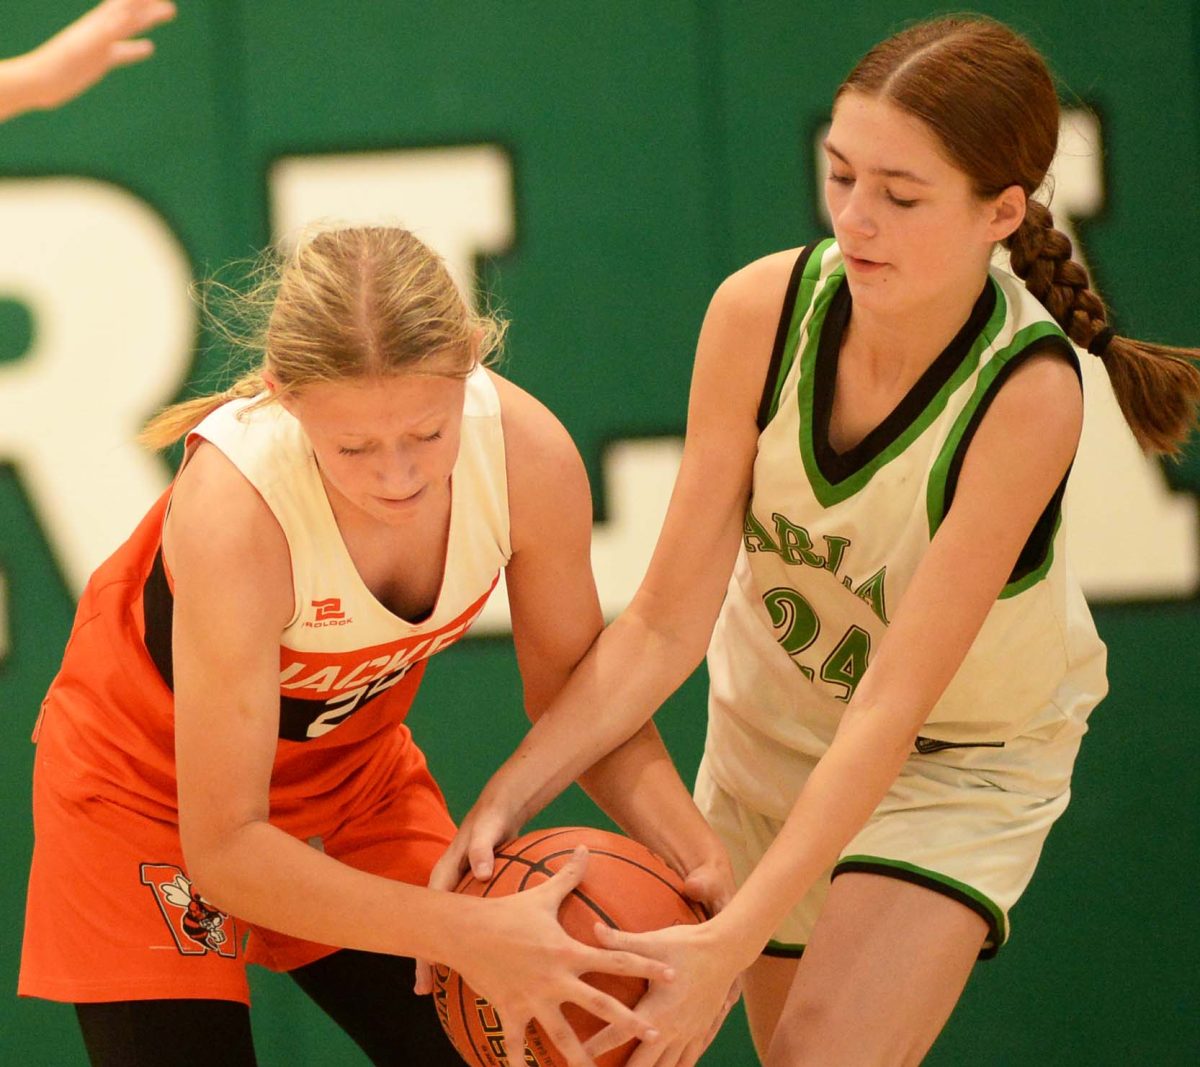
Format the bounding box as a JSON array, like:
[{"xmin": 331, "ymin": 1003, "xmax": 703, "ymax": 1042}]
[
  {"xmin": 583, "ymin": 940, "xmax": 675, "ymax": 984},
  {"xmin": 539, "ymin": 844, "xmax": 589, "ymax": 898},
  {"xmin": 568, "ymin": 980, "xmax": 657, "ymax": 1046},
  {"xmin": 583, "ymin": 1014, "xmax": 658, "ymax": 1058},
  {"xmin": 536, "ymin": 1008, "xmax": 597, "ymax": 1067},
  {"xmin": 468, "ymin": 840, "xmax": 496, "ymax": 879}
]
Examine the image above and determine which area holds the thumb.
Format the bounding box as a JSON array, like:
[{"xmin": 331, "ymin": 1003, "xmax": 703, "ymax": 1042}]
[
  {"xmin": 109, "ymin": 39, "xmax": 156, "ymax": 67},
  {"xmin": 682, "ymin": 871, "xmax": 720, "ymax": 915},
  {"xmin": 468, "ymin": 842, "xmax": 496, "ymax": 881}
]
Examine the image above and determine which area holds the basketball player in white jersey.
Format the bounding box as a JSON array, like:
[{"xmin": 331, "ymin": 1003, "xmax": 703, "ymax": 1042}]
[{"xmin": 437, "ymin": 16, "xmax": 1200, "ymax": 1067}]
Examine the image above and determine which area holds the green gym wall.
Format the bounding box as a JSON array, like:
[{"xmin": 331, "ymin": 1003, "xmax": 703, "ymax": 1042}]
[{"xmin": 1, "ymin": 2, "xmax": 1196, "ymax": 1063}]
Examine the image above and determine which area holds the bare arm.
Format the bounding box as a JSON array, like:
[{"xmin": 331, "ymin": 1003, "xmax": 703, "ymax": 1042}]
[
  {"xmin": 455, "ymin": 254, "xmax": 797, "ymax": 864},
  {"xmin": 489, "ymin": 375, "xmax": 729, "ymax": 886},
  {"xmin": 168, "ymin": 442, "xmax": 671, "ymax": 1067},
  {"xmin": 0, "ymin": 0, "xmax": 175, "ymax": 122}
]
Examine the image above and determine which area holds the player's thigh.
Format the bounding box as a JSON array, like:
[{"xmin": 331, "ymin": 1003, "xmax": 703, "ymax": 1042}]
[
  {"xmin": 290, "ymin": 948, "xmax": 461, "ymax": 1066},
  {"xmin": 75, "ymin": 999, "xmax": 256, "ymax": 1067},
  {"xmin": 741, "ymin": 952, "xmax": 800, "ymax": 1063},
  {"xmin": 766, "ymin": 872, "xmax": 987, "ymax": 1067}
]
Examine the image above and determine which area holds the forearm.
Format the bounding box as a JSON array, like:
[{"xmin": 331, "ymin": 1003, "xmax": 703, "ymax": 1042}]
[
  {"xmin": 0, "ymin": 55, "xmax": 44, "ymax": 121},
  {"xmin": 713, "ymin": 702, "xmax": 918, "ymax": 967},
  {"xmin": 185, "ymin": 818, "xmax": 479, "ymax": 968},
  {"xmin": 578, "ymin": 721, "xmax": 725, "ymax": 877},
  {"xmin": 493, "ymin": 605, "xmax": 706, "ymax": 828}
]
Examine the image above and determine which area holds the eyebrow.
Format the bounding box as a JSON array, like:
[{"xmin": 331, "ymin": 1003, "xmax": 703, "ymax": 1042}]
[{"xmin": 823, "ymin": 140, "xmax": 934, "ymax": 186}]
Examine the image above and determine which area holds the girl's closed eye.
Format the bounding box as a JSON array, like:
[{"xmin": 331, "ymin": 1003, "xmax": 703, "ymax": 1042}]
[
  {"xmin": 338, "ymin": 445, "xmax": 366, "ymax": 456},
  {"xmin": 886, "ymin": 191, "xmax": 918, "ymax": 208}
]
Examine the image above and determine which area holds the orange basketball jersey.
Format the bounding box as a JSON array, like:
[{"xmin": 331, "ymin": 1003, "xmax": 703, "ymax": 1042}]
[{"xmin": 21, "ymin": 367, "xmax": 511, "ymax": 1000}]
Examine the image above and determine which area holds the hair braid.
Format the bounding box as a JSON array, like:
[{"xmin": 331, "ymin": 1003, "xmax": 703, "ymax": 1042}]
[
  {"xmin": 1005, "ymin": 200, "xmax": 1200, "ymax": 456},
  {"xmin": 1004, "ymin": 201, "xmax": 1106, "ymax": 348}
]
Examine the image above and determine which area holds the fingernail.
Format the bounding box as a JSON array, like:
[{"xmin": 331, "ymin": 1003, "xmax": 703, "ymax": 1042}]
[
  {"xmin": 644, "ymin": 1028, "xmax": 660, "ymax": 1042},
  {"xmin": 663, "ymin": 967, "xmax": 677, "ymax": 980}
]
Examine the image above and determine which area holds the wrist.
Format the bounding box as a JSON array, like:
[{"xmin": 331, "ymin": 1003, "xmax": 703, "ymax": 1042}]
[
  {"xmin": 708, "ymin": 897, "xmax": 772, "ymax": 972},
  {"xmin": 476, "ymin": 766, "xmax": 537, "ymax": 834}
]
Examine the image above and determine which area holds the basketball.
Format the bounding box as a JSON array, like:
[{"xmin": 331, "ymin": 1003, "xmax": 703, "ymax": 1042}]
[{"xmin": 431, "ymin": 826, "xmax": 707, "ymax": 1067}]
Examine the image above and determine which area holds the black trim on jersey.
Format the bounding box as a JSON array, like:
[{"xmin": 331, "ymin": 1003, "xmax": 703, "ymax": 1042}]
[
  {"xmin": 756, "ymin": 244, "xmax": 819, "ymax": 431},
  {"xmin": 914, "ymin": 735, "xmax": 1006, "ymax": 755},
  {"xmin": 143, "ymin": 547, "xmax": 176, "ymax": 691},
  {"xmin": 941, "ymin": 337, "xmax": 1080, "ymax": 585},
  {"xmin": 812, "ymin": 277, "xmax": 996, "ymax": 484},
  {"xmin": 762, "ymin": 943, "xmax": 806, "ymax": 959},
  {"xmin": 832, "ymin": 859, "xmax": 1001, "ymax": 961}
]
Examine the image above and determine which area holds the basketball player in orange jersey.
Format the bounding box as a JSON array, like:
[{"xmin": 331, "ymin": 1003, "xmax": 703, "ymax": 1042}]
[
  {"xmin": 436, "ymin": 16, "xmax": 1200, "ymax": 1067},
  {"xmin": 19, "ymin": 227, "xmax": 723, "ymax": 1067},
  {"xmin": 0, "ymin": 0, "xmax": 175, "ymax": 123}
]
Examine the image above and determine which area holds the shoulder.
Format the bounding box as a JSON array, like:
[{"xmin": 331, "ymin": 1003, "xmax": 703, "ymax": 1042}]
[
  {"xmin": 165, "ymin": 442, "xmax": 292, "ymax": 607},
  {"xmin": 958, "ymin": 344, "xmax": 1083, "ymax": 507},
  {"xmin": 485, "ymin": 370, "xmax": 591, "ymax": 549},
  {"xmin": 686, "ymin": 247, "xmax": 811, "ymax": 428},
  {"xmin": 989, "ymin": 343, "xmax": 1083, "ymax": 439},
  {"xmin": 487, "ymin": 369, "xmax": 581, "ymax": 472},
  {"xmin": 707, "ymin": 247, "xmax": 806, "ymax": 331}
]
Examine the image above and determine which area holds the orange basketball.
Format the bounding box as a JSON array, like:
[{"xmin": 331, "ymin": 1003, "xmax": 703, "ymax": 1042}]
[{"xmin": 431, "ymin": 826, "xmax": 707, "ymax": 1067}]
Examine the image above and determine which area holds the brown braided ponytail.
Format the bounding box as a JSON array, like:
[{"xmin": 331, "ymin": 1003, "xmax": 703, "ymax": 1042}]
[
  {"xmin": 838, "ymin": 15, "xmax": 1200, "ymax": 456},
  {"xmin": 1005, "ymin": 200, "xmax": 1200, "ymax": 455}
]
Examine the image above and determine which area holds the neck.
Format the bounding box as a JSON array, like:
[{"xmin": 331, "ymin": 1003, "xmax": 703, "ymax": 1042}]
[{"xmin": 844, "ymin": 274, "xmax": 986, "ymax": 385}]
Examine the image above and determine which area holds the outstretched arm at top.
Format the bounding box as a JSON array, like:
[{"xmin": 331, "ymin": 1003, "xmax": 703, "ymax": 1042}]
[
  {"xmin": 168, "ymin": 442, "xmax": 672, "ymax": 1067},
  {"xmin": 0, "ymin": 0, "xmax": 176, "ymax": 123},
  {"xmin": 590, "ymin": 348, "xmax": 1085, "ymax": 1066}
]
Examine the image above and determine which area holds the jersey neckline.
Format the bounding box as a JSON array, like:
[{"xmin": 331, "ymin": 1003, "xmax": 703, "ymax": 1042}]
[{"xmin": 802, "ymin": 271, "xmax": 1000, "ymax": 495}]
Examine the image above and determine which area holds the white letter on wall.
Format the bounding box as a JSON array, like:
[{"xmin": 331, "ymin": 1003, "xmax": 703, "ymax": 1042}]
[{"xmin": 0, "ymin": 178, "xmax": 194, "ymax": 594}]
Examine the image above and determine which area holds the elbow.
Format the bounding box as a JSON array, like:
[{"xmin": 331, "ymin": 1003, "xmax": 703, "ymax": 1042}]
[
  {"xmin": 623, "ymin": 595, "xmax": 713, "ymax": 679},
  {"xmin": 178, "ymin": 818, "xmax": 253, "ymax": 911}
]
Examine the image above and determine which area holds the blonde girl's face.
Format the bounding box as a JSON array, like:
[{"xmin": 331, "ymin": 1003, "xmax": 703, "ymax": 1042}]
[
  {"xmin": 823, "ymin": 91, "xmax": 1022, "ymax": 317},
  {"xmin": 282, "ymin": 372, "xmax": 468, "ymax": 525}
]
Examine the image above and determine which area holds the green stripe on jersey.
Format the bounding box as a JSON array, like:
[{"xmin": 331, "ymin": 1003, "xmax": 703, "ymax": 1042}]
[
  {"xmin": 837, "ymin": 853, "xmax": 1009, "ymax": 947},
  {"xmin": 766, "ymin": 238, "xmax": 836, "ymax": 424},
  {"xmin": 925, "ymin": 319, "xmax": 1071, "ymax": 596}
]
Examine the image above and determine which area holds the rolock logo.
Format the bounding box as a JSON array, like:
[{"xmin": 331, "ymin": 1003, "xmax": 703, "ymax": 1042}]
[
  {"xmin": 312, "ymin": 597, "xmax": 345, "ymax": 621},
  {"xmin": 305, "ymin": 597, "xmax": 353, "ymax": 628}
]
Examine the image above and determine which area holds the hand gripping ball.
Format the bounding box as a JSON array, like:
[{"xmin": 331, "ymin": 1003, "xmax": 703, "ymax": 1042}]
[{"xmin": 432, "ymin": 826, "xmax": 707, "ymax": 1066}]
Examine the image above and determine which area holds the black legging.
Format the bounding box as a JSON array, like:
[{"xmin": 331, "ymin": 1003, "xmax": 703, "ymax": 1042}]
[{"xmin": 75, "ymin": 949, "xmax": 462, "ymax": 1066}]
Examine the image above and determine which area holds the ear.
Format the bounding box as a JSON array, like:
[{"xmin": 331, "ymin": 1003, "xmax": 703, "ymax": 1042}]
[
  {"xmin": 262, "ymin": 370, "xmax": 297, "ymax": 414},
  {"xmin": 469, "ymin": 327, "xmax": 486, "ymax": 367},
  {"xmin": 986, "ymin": 184, "xmax": 1027, "ymax": 243}
]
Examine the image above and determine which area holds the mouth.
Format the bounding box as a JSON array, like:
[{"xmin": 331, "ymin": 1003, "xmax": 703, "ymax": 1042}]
[
  {"xmin": 845, "ymin": 253, "xmax": 888, "ymax": 272},
  {"xmin": 375, "ymin": 486, "xmax": 426, "ymax": 509}
]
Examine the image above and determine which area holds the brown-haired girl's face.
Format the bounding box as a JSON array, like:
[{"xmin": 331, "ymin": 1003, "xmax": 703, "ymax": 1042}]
[
  {"xmin": 285, "ymin": 373, "xmax": 467, "ymax": 526},
  {"xmin": 823, "ymin": 92, "xmax": 1020, "ymax": 318}
]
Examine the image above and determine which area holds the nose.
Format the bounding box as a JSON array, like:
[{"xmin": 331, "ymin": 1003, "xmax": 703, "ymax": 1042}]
[
  {"xmin": 832, "ymin": 184, "xmax": 876, "ymax": 241},
  {"xmin": 374, "ymin": 444, "xmax": 422, "ymax": 498}
]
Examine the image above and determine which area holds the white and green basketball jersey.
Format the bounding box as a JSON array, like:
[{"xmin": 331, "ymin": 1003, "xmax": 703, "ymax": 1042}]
[{"xmin": 704, "ymin": 240, "xmax": 1108, "ymax": 819}]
